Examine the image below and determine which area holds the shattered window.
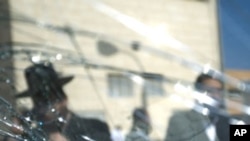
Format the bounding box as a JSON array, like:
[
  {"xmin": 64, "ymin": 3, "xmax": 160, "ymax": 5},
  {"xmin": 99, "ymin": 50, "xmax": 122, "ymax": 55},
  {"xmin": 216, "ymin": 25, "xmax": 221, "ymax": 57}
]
[{"xmin": 0, "ymin": 0, "xmax": 249, "ymax": 141}]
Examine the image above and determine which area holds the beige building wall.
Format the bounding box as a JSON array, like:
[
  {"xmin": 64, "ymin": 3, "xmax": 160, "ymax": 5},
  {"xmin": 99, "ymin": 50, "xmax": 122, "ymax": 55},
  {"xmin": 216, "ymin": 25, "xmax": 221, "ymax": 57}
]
[{"xmin": 9, "ymin": 0, "xmax": 220, "ymax": 140}]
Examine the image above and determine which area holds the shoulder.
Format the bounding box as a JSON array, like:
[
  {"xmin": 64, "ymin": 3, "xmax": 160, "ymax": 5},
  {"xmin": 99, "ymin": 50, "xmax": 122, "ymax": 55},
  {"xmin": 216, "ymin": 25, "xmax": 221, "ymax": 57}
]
[
  {"xmin": 170, "ymin": 109, "xmax": 206, "ymax": 122},
  {"xmin": 67, "ymin": 115, "xmax": 111, "ymax": 141},
  {"xmin": 165, "ymin": 110, "xmax": 198, "ymax": 141},
  {"xmin": 71, "ymin": 114, "xmax": 110, "ymax": 132},
  {"xmin": 167, "ymin": 109, "xmax": 205, "ymax": 133},
  {"xmin": 169, "ymin": 110, "xmax": 192, "ymax": 120},
  {"xmin": 85, "ymin": 118, "xmax": 109, "ymax": 128}
]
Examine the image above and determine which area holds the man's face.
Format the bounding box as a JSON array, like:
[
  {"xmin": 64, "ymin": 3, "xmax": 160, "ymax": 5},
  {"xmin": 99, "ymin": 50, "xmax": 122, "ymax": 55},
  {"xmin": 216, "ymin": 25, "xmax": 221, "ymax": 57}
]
[
  {"xmin": 202, "ymin": 78, "xmax": 223, "ymax": 102},
  {"xmin": 33, "ymin": 96, "xmax": 67, "ymax": 122}
]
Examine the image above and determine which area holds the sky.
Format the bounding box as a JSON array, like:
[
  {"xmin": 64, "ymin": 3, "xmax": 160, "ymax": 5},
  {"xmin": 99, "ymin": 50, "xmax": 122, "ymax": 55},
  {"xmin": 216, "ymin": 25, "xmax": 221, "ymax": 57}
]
[{"xmin": 218, "ymin": 0, "xmax": 250, "ymax": 70}]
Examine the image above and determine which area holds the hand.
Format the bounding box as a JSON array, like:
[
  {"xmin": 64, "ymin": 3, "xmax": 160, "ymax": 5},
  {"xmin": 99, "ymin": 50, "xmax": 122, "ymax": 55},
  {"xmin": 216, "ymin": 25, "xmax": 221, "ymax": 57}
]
[{"xmin": 11, "ymin": 118, "xmax": 24, "ymax": 135}]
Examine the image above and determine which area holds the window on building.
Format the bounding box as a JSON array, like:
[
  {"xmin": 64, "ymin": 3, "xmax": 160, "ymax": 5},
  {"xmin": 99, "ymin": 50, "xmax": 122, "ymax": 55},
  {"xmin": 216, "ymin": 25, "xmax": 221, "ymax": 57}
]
[
  {"xmin": 107, "ymin": 73, "xmax": 133, "ymax": 97},
  {"xmin": 141, "ymin": 73, "xmax": 165, "ymax": 96}
]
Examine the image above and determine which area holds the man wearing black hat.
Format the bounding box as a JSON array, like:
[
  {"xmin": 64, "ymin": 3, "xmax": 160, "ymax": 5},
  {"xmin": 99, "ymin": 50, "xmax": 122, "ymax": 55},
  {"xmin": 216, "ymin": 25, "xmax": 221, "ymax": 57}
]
[{"xmin": 15, "ymin": 62, "xmax": 112, "ymax": 141}]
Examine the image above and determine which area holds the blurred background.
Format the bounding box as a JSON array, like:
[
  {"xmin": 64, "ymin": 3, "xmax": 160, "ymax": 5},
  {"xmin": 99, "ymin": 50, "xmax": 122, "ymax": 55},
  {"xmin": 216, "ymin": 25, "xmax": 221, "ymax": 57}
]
[{"xmin": 0, "ymin": 0, "xmax": 249, "ymax": 140}]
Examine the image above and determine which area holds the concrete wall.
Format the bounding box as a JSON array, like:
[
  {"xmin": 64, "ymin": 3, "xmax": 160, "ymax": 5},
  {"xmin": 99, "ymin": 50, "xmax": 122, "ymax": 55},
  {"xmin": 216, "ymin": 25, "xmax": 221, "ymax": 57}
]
[{"xmin": 0, "ymin": 0, "xmax": 15, "ymax": 105}]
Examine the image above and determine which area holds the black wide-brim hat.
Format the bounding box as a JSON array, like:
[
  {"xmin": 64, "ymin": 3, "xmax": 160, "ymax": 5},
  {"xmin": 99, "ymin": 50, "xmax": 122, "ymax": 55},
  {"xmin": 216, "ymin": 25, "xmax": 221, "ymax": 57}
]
[{"xmin": 15, "ymin": 62, "xmax": 74, "ymax": 99}]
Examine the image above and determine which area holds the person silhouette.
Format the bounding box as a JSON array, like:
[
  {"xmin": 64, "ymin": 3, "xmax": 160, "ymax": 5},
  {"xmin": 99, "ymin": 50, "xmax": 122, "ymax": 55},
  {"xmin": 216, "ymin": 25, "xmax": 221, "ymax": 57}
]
[
  {"xmin": 125, "ymin": 108, "xmax": 152, "ymax": 141},
  {"xmin": 165, "ymin": 73, "xmax": 230, "ymax": 141},
  {"xmin": 15, "ymin": 62, "xmax": 112, "ymax": 141}
]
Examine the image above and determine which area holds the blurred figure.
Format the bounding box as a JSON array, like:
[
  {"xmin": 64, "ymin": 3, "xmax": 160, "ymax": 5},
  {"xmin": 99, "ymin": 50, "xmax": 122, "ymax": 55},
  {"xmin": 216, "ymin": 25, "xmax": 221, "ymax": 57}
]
[
  {"xmin": 111, "ymin": 125, "xmax": 124, "ymax": 141},
  {"xmin": 227, "ymin": 88, "xmax": 250, "ymax": 124},
  {"xmin": 165, "ymin": 73, "xmax": 230, "ymax": 141},
  {"xmin": 125, "ymin": 108, "xmax": 152, "ymax": 141},
  {"xmin": 15, "ymin": 62, "xmax": 112, "ymax": 141}
]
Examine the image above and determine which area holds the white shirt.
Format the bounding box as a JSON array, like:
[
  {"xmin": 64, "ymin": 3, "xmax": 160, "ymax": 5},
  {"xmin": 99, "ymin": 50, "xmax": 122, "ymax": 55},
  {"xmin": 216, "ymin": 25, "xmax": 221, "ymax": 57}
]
[
  {"xmin": 111, "ymin": 129, "xmax": 125, "ymax": 141},
  {"xmin": 205, "ymin": 123, "xmax": 216, "ymax": 141}
]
